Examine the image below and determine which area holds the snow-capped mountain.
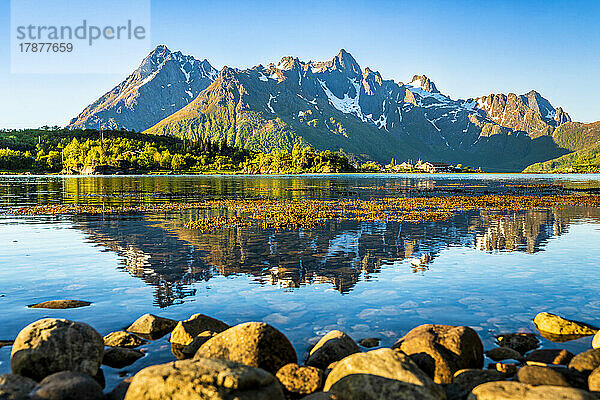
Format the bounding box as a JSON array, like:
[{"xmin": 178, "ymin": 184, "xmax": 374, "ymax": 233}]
[
  {"xmin": 70, "ymin": 47, "xmax": 576, "ymax": 170},
  {"xmin": 142, "ymin": 49, "xmax": 571, "ymax": 170},
  {"xmin": 68, "ymin": 45, "xmax": 218, "ymax": 131}
]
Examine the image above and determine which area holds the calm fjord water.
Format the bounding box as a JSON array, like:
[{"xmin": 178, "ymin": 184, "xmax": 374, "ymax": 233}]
[{"xmin": 1, "ymin": 173, "xmax": 600, "ymax": 389}]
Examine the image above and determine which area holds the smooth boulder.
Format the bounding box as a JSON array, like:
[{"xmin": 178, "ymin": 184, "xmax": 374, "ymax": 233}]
[
  {"xmin": 593, "ymin": 331, "xmax": 600, "ymax": 349},
  {"xmin": 28, "ymin": 371, "xmax": 103, "ymax": 400},
  {"xmin": 495, "ymin": 333, "xmax": 538, "ymax": 355},
  {"xmin": 103, "ymin": 331, "xmax": 146, "ymax": 348},
  {"xmin": 569, "ymin": 348, "xmax": 600, "ymax": 375},
  {"xmin": 28, "ymin": 300, "xmax": 91, "ymax": 309},
  {"xmin": 104, "ymin": 377, "xmax": 132, "ymax": 400},
  {"xmin": 358, "ymin": 338, "xmax": 380, "ymax": 348},
  {"xmin": 525, "ymin": 348, "xmax": 573, "ymax": 365},
  {"xmin": 468, "ymin": 381, "xmax": 595, "ymax": 399},
  {"xmin": 126, "ymin": 314, "xmax": 177, "ymax": 340},
  {"xmin": 102, "ymin": 347, "xmax": 144, "ymax": 369},
  {"xmin": 195, "ymin": 322, "xmax": 297, "ymax": 374},
  {"xmin": 0, "ymin": 374, "xmax": 37, "ymax": 400},
  {"xmin": 300, "ymin": 393, "xmax": 337, "ymax": 400},
  {"xmin": 170, "ymin": 314, "xmax": 229, "ymax": 347},
  {"xmin": 533, "ymin": 312, "xmax": 598, "ymax": 337},
  {"xmin": 276, "ymin": 363, "xmax": 323, "ymax": 396},
  {"xmin": 452, "ymin": 369, "xmax": 505, "ymax": 393},
  {"xmin": 11, "ymin": 318, "xmax": 103, "ymax": 381},
  {"xmin": 392, "ymin": 324, "xmax": 483, "ymax": 384},
  {"xmin": 124, "ymin": 357, "xmax": 285, "ymax": 400},
  {"xmin": 171, "ymin": 331, "xmax": 216, "ymax": 360},
  {"xmin": 306, "ymin": 330, "xmax": 360, "ymax": 370},
  {"xmin": 588, "ymin": 366, "xmax": 600, "ymax": 391},
  {"xmin": 517, "ymin": 365, "xmax": 570, "ymax": 387},
  {"xmin": 485, "ymin": 347, "xmax": 522, "ymax": 362},
  {"xmin": 323, "ymin": 348, "xmax": 445, "ymax": 400}
]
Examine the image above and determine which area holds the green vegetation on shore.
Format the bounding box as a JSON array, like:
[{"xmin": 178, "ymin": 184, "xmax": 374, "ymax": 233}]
[
  {"xmin": 0, "ymin": 128, "xmax": 356, "ymax": 174},
  {"xmin": 524, "ymin": 122, "xmax": 600, "ymax": 173}
]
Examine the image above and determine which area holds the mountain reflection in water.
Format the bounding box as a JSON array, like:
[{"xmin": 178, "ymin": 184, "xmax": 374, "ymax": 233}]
[{"xmin": 73, "ymin": 206, "xmax": 599, "ymax": 307}]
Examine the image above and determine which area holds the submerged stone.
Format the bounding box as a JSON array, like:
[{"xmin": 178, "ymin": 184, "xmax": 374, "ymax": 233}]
[
  {"xmin": 126, "ymin": 314, "xmax": 177, "ymax": 340},
  {"xmin": 28, "ymin": 300, "xmax": 91, "ymax": 309},
  {"xmin": 103, "ymin": 331, "xmax": 146, "ymax": 348}
]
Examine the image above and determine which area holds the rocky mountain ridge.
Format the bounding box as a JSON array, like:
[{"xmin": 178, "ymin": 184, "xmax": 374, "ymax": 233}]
[
  {"xmin": 70, "ymin": 46, "xmax": 584, "ymax": 171},
  {"xmin": 68, "ymin": 45, "xmax": 217, "ymax": 132}
]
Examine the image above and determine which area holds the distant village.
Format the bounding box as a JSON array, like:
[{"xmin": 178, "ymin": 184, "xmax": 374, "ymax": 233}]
[{"xmin": 363, "ymin": 159, "xmax": 482, "ymax": 173}]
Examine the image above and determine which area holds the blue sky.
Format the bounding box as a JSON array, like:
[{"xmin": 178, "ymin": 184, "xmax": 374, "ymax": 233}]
[{"xmin": 1, "ymin": 0, "xmax": 599, "ymax": 128}]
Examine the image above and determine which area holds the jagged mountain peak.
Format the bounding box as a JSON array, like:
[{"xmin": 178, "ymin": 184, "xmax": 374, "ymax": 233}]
[
  {"xmin": 331, "ymin": 49, "xmax": 362, "ymax": 76},
  {"xmin": 68, "ymin": 45, "xmax": 217, "ymax": 131},
  {"xmin": 277, "ymin": 56, "xmax": 302, "ymax": 71},
  {"xmin": 137, "ymin": 44, "xmax": 172, "ymax": 75},
  {"xmin": 72, "ymin": 45, "xmax": 582, "ymax": 172},
  {"xmin": 406, "ymin": 75, "xmax": 439, "ymax": 93}
]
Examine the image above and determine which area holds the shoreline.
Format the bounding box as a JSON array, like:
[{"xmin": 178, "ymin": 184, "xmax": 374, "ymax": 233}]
[{"xmin": 2, "ymin": 310, "xmax": 599, "ymax": 399}]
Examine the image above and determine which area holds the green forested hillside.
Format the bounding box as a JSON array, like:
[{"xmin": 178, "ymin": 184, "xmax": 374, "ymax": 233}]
[
  {"xmin": 0, "ymin": 128, "xmax": 356, "ymax": 174},
  {"xmin": 524, "ymin": 122, "xmax": 600, "ymax": 172}
]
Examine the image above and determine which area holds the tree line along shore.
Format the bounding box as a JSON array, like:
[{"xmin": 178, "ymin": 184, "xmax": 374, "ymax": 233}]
[{"xmin": 0, "ymin": 128, "xmax": 484, "ymax": 175}]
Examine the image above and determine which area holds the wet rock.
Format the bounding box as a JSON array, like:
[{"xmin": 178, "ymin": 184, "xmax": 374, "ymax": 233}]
[
  {"xmin": 102, "ymin": 347, "xmax": 144, "ymax": 369},
  {"xmin": 392, "ymin": 324, "xmax": 483, "ymax": 384},
  {"xmin": 125, "ymin": 314, "xmax": 177, "ymax": 340},
  {"xmin": 103, "ymin": 331, "xmax": 146, "ymax": 348},
  {"xmin": 593, "ymin": 331, "xmax": 600, "ymax": 349},
  {"xmin": 468, "ymin": 381, "xmax": 595, "ymax": 399},
  {"xmin": 104, "ymin": 377, "xmax": 132, "ymax": 400},
  {"xmin": 517, "ymin": 365, "xmax": 571, "ymax": 387},
  {"xmin": 452, "ymin": 369, "xmax": 505, "ymax": 393},
  {"xmin": 306, "ymin": 330, "xmax": 360, "ymax": 370},
  {"xmin": 28, "ymin": 300, "xmax": 91, "ymax": 309},
  {"xmin": 171, "ymin": 331, "xmax": 216, "ymax": 360},
  {"xmin": 358, "ymin": 338, "xmax": 380, "ymax": 348},
  {"xmin": 10, "ymin": 318, "xmax": 103, "ymax": 381},
  {"xmin": 170, "ymin": 314, "xmax": 229, "ymax": 347},
  {"xmin": 323, "ymin": 348, "xmax": 445, "ymax": 399},
  {"xmin": 0, "ymin": 374, "xmax": 37, "ymax": 400},
  {"xmin": 28, "ymin": 371, "xmax": 103, "ymax": 400},
  {"xmin": 569, "ymin": 348, "xmax": 600, "ymax": 375},
  {"xmin": 588, "ymin": 366, "xmax": 600, "ymax": 391},
  {"xmin": 195, "ymin": 322, "xmax": 297, "ymax": 375},
  {"xmin": 487, "ymin": 363, "xmax": 518, "ymax": 377},
  {"xmin": 92, "ymin": 368, "xmax": 105, "ymax": 389},
  {"xmin": 533, "ymin": 312, "xmax": 598, "ymax": 338},
  {"xmin": 525, "ymin": 348, "xmax": 574, "ymax": 365},
  {"xmin": 123, "ymin": 357, "xmax": 285, "ymax": 400},
  {"xmin": 300, "ymin": 392, "xmax": 338, "ymax": 399},
  {"xmin": 495, "ymin": 333, "xmax": 538, "ymax": 355},
  {"xmin": 276, "ymin": 363, "xmax": 323, "ymax": 396},
  {"xmin": 324, "ymin": 362, "xmax": 338, "ymax": 379},
  {"xmin": 485, "ymin": 347, "xmax": 523, "ymax": 362}
]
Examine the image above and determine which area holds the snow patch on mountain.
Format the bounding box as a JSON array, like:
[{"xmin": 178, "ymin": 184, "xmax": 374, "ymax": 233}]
[{"xmin": 318, "ymin": 78, "xmax": 366, "ymax": 121}]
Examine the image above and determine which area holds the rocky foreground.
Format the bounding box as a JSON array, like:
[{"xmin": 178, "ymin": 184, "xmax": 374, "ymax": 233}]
[{"xmin": 2, "ymin": 310, "xmax": 600, "ymax": 399}]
